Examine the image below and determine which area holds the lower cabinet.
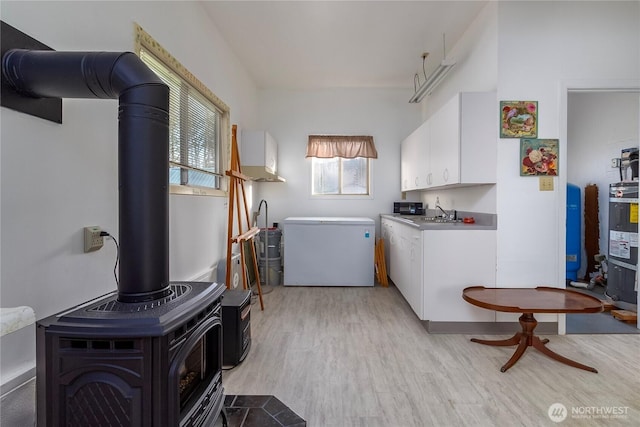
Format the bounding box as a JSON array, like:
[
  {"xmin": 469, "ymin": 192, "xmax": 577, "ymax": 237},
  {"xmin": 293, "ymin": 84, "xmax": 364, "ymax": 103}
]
[
  {"xmin": 382, "ymin": 219, "xmax": 401, "ymax": 288},
  {"xmin": 422, "ymin": 230, "xmax": 496, "ymax": 322},
  {"xmin": 385, "ymin": 220, "xmax": 496, "ymax": 323},
  {"xmin": 406, "ymin": 227, "xmax": 424, "ymax": 317}
]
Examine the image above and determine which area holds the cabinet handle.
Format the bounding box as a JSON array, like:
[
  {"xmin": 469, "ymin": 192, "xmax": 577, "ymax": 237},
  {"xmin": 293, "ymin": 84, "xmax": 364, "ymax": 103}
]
[
  {"xmin": 415, "ymin": 177, "xmax": 419, "ymax": 186},
  {"xmin": 443, "ymin": 168, "xmax": 449, "ymax": 182},
  {"xmin": 427, "ymin": 173, "xmax": 432, "ymax": 185}
]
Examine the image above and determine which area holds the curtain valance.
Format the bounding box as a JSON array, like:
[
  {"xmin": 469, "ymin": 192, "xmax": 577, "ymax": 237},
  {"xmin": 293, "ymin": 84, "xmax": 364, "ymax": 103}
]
[{"xmin": 306, "ymin": 135, "xmax": 377, "ymax": 159}]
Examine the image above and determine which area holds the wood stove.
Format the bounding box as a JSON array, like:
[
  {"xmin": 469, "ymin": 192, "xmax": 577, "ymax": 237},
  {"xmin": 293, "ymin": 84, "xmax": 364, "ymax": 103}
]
[
  {"xmin": 1, "ymin": 39, "xmax": 228, "ymax": 427},
  {"xmin": 36, "ymin": 282, "xmax": 225, "ymax": 426}
]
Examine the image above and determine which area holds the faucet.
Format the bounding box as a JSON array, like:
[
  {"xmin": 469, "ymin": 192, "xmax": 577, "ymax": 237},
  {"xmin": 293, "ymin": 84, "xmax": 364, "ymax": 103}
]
[
  {"xmin": 435, "ymin": 204, "xmax": 449, "ymax": 218},
  {"xmin": 436, "ymin": 204, "xmax": 457, "ymax": 220},
  {"xmin": 257, "ymin": 199, "xmax": 268, "ymax": 229}
]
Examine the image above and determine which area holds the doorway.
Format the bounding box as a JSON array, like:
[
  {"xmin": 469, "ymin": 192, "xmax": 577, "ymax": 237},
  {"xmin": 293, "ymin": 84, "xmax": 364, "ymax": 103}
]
[{"xmin": 565, "ymin": 89, "xmax": 639, "ymax": 334}]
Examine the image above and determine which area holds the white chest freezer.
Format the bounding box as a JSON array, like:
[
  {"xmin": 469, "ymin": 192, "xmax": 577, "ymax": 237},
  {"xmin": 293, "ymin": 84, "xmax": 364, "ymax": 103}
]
[{"xmin": 283, "ymin": 217, "xmax": 375, "ymax": 286}]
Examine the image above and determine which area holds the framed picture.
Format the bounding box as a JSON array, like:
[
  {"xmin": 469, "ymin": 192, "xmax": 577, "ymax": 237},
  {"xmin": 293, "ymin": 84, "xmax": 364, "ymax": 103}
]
[
  {"xmin": 500, "ymin": 101, "xmax": 538, "ymax": 138},
  {"xmin": 520, "ymin": 138, "xmax": 558, "ymax": 176}
]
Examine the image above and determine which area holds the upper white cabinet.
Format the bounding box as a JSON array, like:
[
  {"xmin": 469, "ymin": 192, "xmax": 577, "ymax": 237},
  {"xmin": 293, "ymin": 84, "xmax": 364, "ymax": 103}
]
[
  {"xmin": 429, "ymin": 94, "xmax": 460, "ymax": 187},
  {"xmin": 400, "ymin": 120, "xmax": 430, "ymax": 191},
  {"xmin": 240, "ymin": 130, "xmax": 283, "ymax": 181},
  {"xmin": 400, "ymin": 91, "xmax": 496, "ymax": 191}
]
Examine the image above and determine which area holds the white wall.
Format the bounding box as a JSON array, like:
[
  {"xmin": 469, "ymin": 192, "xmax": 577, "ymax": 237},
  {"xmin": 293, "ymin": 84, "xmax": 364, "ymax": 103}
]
[
  {"xmin": 411, "ymin": 1, "xmax": 499, "ymax": 213},
  {"xmin": 420, "ymin": 185, "xmax": 497, "ymax": 214},
  {"xmin": 420, "ymin": 0, "xmax": 498, "ymax": 120},
  {"xmin": 496, "ymin": 1, "xmax": 640, "ymax": 290},
  {"xmin": 568, "ymin": 92, "xmax": 640, "ymax": 279},
  {"xmin": 252, "ymin": 88, "xmax": 420, "ymax": 234},
  {"xmin": 0, "ymin": 0, "xmax": 258, "ymax": 383}
]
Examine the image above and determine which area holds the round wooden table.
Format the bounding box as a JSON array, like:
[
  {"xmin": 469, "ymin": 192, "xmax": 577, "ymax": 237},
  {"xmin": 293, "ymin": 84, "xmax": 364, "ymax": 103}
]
[{"xmin": 462, "ymin": 286, "xmax": 604, "ymax": 373}]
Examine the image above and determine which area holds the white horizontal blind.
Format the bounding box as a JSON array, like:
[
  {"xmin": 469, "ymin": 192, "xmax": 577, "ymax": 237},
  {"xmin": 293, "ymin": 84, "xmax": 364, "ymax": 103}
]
[
  {"xmin": 140, "ymin": 47, "xmax": 221, "ymax": 189},
  {"xmin": 312, "ymin": 157, "xmax": 370, "ymax": 195}
]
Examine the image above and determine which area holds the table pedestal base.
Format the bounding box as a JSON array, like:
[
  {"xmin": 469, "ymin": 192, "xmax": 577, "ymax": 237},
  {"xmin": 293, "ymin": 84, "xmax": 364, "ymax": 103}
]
[{"xmin": 470, "ymin": 313, "xmax": 598, "ymax": 373}]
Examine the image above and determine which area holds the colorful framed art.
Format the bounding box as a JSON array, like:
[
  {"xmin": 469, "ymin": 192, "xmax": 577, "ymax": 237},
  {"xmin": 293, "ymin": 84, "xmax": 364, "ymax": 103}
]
[
  {"xmin": 500, "ymin": 101, "xmax": 538, "ymax": 138},
  {"xmin": 520, "ymin": 138, "xmax": 558, "ymax": 176}
]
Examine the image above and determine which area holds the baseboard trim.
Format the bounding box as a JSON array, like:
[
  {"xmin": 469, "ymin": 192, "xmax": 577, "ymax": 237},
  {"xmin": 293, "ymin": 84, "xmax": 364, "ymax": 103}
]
[
  {"xmin": 423, "ymin": 321, "xmax": 558, "ymax": 335},
  {"xmin": 1, "ymin": 366, "xmax": 35, "ymax": 398}
]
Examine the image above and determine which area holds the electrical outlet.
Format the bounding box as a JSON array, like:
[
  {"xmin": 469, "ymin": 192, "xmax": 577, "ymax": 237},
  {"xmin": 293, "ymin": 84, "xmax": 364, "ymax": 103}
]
[
  {"xmin": 539, "ymin": 176, "xmax": 554, "ymax": 191},
  {"xmin": 84, "ymin": 226, "xmax": 104, "ymax": 252},
  {"xmin": 611, "ymin": 158, "xmax": 621, "ymax": 168}
]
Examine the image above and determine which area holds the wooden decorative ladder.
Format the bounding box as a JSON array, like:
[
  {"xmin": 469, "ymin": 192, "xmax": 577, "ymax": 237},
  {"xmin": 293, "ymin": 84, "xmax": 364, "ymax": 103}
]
[{"xmin": 224, "ymin": 124, "xmax": 264, "ymax": 310}]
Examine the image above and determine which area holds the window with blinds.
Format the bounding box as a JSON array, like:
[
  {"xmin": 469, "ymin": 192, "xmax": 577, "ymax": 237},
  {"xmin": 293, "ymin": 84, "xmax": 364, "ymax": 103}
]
[
  {"xmin": 135, "ymin": 24, "xmax": 230, "ymax": 195},
  {"xmin": 306, "ymin": 135, "xmax": 376, "ymax": 196},
  {"xmin": 311, "ymin": 157, "xmax": 371, "ymax": 195}
]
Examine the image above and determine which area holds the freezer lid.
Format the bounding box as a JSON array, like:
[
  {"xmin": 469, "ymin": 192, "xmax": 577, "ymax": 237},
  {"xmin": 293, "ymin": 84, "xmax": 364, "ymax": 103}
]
[{"xmin": 282, "ymin": 216, "xmax": 375, "ymax": 226}]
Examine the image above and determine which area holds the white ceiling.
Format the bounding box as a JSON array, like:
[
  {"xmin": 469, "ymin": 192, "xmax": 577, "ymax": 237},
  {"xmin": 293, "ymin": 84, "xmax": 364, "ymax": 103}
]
[{"xmin": 201, "ymin": 1, "xmax": 488, "ymax": 90}]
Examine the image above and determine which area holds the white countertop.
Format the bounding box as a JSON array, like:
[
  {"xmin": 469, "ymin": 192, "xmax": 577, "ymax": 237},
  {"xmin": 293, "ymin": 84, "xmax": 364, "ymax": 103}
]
[{"xmin": 380, "ymin": 213, "xmax": 497, "ymax": 230}]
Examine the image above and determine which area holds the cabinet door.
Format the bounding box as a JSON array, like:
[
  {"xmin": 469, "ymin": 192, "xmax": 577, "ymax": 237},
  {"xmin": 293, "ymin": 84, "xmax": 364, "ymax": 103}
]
[
  {"xmin": 240, "ymin": 131, "xmax": 278, "ymax": 174},
  {"xmin": 400, "ymin": 135, "xmax": 415, "ymax": 191},
  {"xmin": 400, "ymin": 121, "xmax": 430, "ymax": 191},
  {"xmin": 459, "ymin": 92, "xmax": 496, "ymax": 184},
  {"xmin": 406, "ymin": 230, "xmax": 424, "ymax": 318},
  {"xmin": 414, "ymin": 120, "xmax": 431, "ymax": 189},
  {"xmin": 397, "ymin": 233, "xmax": 410, "ymax": 297},
  {"xmin": 387, "ymin": 222, "xmax": 401, "ymax": 286},
  {"xmin": 423, "ymin": 230, "xmax": 496, "ymax": 322},
  {"xmin": 429, "ymin": 94, "xmax": 460, "ymax": 187}
]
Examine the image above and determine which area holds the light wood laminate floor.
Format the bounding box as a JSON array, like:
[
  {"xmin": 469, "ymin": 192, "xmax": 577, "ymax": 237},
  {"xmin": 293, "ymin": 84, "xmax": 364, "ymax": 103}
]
[{"xmin": 223, "ymin": 285, "xmax": 640, "ymax": 426}]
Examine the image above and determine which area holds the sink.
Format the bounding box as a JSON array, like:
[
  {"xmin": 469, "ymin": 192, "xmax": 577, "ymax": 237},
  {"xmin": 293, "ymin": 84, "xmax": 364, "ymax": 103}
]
[{"xmin": 418, "ymin": 216, "xmax": 462, "ymax": 224}]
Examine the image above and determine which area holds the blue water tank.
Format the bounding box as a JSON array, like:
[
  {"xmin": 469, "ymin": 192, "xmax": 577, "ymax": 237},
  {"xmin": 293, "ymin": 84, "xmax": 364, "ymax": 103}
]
[{"xmin": 566, "ymin": 183, "xmax": 581, "ymax": 281}]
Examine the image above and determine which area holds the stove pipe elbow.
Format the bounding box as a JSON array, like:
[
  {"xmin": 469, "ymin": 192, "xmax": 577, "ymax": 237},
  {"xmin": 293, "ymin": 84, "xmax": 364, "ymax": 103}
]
[{"xmin": 2, "ymin": 49, "xmax": 170, "ymax": 303}]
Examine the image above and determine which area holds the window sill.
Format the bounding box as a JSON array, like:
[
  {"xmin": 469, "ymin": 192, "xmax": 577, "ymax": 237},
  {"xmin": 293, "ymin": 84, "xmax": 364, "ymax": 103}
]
[
  {"xmin": 310, "ymin": 194, "xmax": 373, "ymax": 200},
  {"xmin": 170, "ymin": 184, "xmax": 226, "ymax": 197}
]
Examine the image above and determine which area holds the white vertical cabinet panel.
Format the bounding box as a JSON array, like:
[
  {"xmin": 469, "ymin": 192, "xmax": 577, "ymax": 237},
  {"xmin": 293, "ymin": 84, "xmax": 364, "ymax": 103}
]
[
  {"xmin": 458, "ymin": 92, "xmax": 496, "ymax": 184},
  {"xmin": 241, "ymin": 130, "xmax": 278, "ymax": 174},
  {"xmin": 386, "ymin": 220, "xmax": 402, "ymax": 288},
  {"xmin": 400, "ymin": 120, "xmax": 430, "ymax": 191},
  {"xmin": 400, "ymin": 132, "xmax": 415, "ymax": 191},
  {"xmin": 385, "ymin": 220, "xmax": 424, "ymax": 319},
  {"xmin": 397, "ymin": 231, "xmax": 411, "ymax": 298},
  {"xmin": 423, "ymin": 230, "xmax": 496, "ymax": 322},
  {"xmin": 406, "ymin": 227, "xmax": 424, "ymax": 318},
  {"xmin": 416, "ymin": 120, "xmax": 431, "ymax": 189},
  {"xmin": 430, "ymin": 91, "xmax": 496, "ymax": 187},
  {"xmin": 429, "ymin": 93, "xmax": 460, "ymax": 187}
]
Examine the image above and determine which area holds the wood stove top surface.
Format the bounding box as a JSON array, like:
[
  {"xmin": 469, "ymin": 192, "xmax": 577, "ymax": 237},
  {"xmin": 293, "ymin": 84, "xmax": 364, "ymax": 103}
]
[{"xmin": 37, "ymin": 281, "xmax": 225, "ymax": 336}]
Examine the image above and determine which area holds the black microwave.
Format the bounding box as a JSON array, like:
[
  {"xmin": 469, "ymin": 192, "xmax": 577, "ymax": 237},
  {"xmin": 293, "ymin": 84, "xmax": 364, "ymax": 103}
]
[{"xmin": 394, "ymin": 202, "xmax": 424, "ymax": 215}]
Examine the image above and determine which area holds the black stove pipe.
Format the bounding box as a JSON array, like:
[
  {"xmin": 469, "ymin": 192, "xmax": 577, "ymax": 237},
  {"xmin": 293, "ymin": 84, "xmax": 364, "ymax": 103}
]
[{"xmin": 2, "ymin": 49, "xmax": 171, "ymax": 302}]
